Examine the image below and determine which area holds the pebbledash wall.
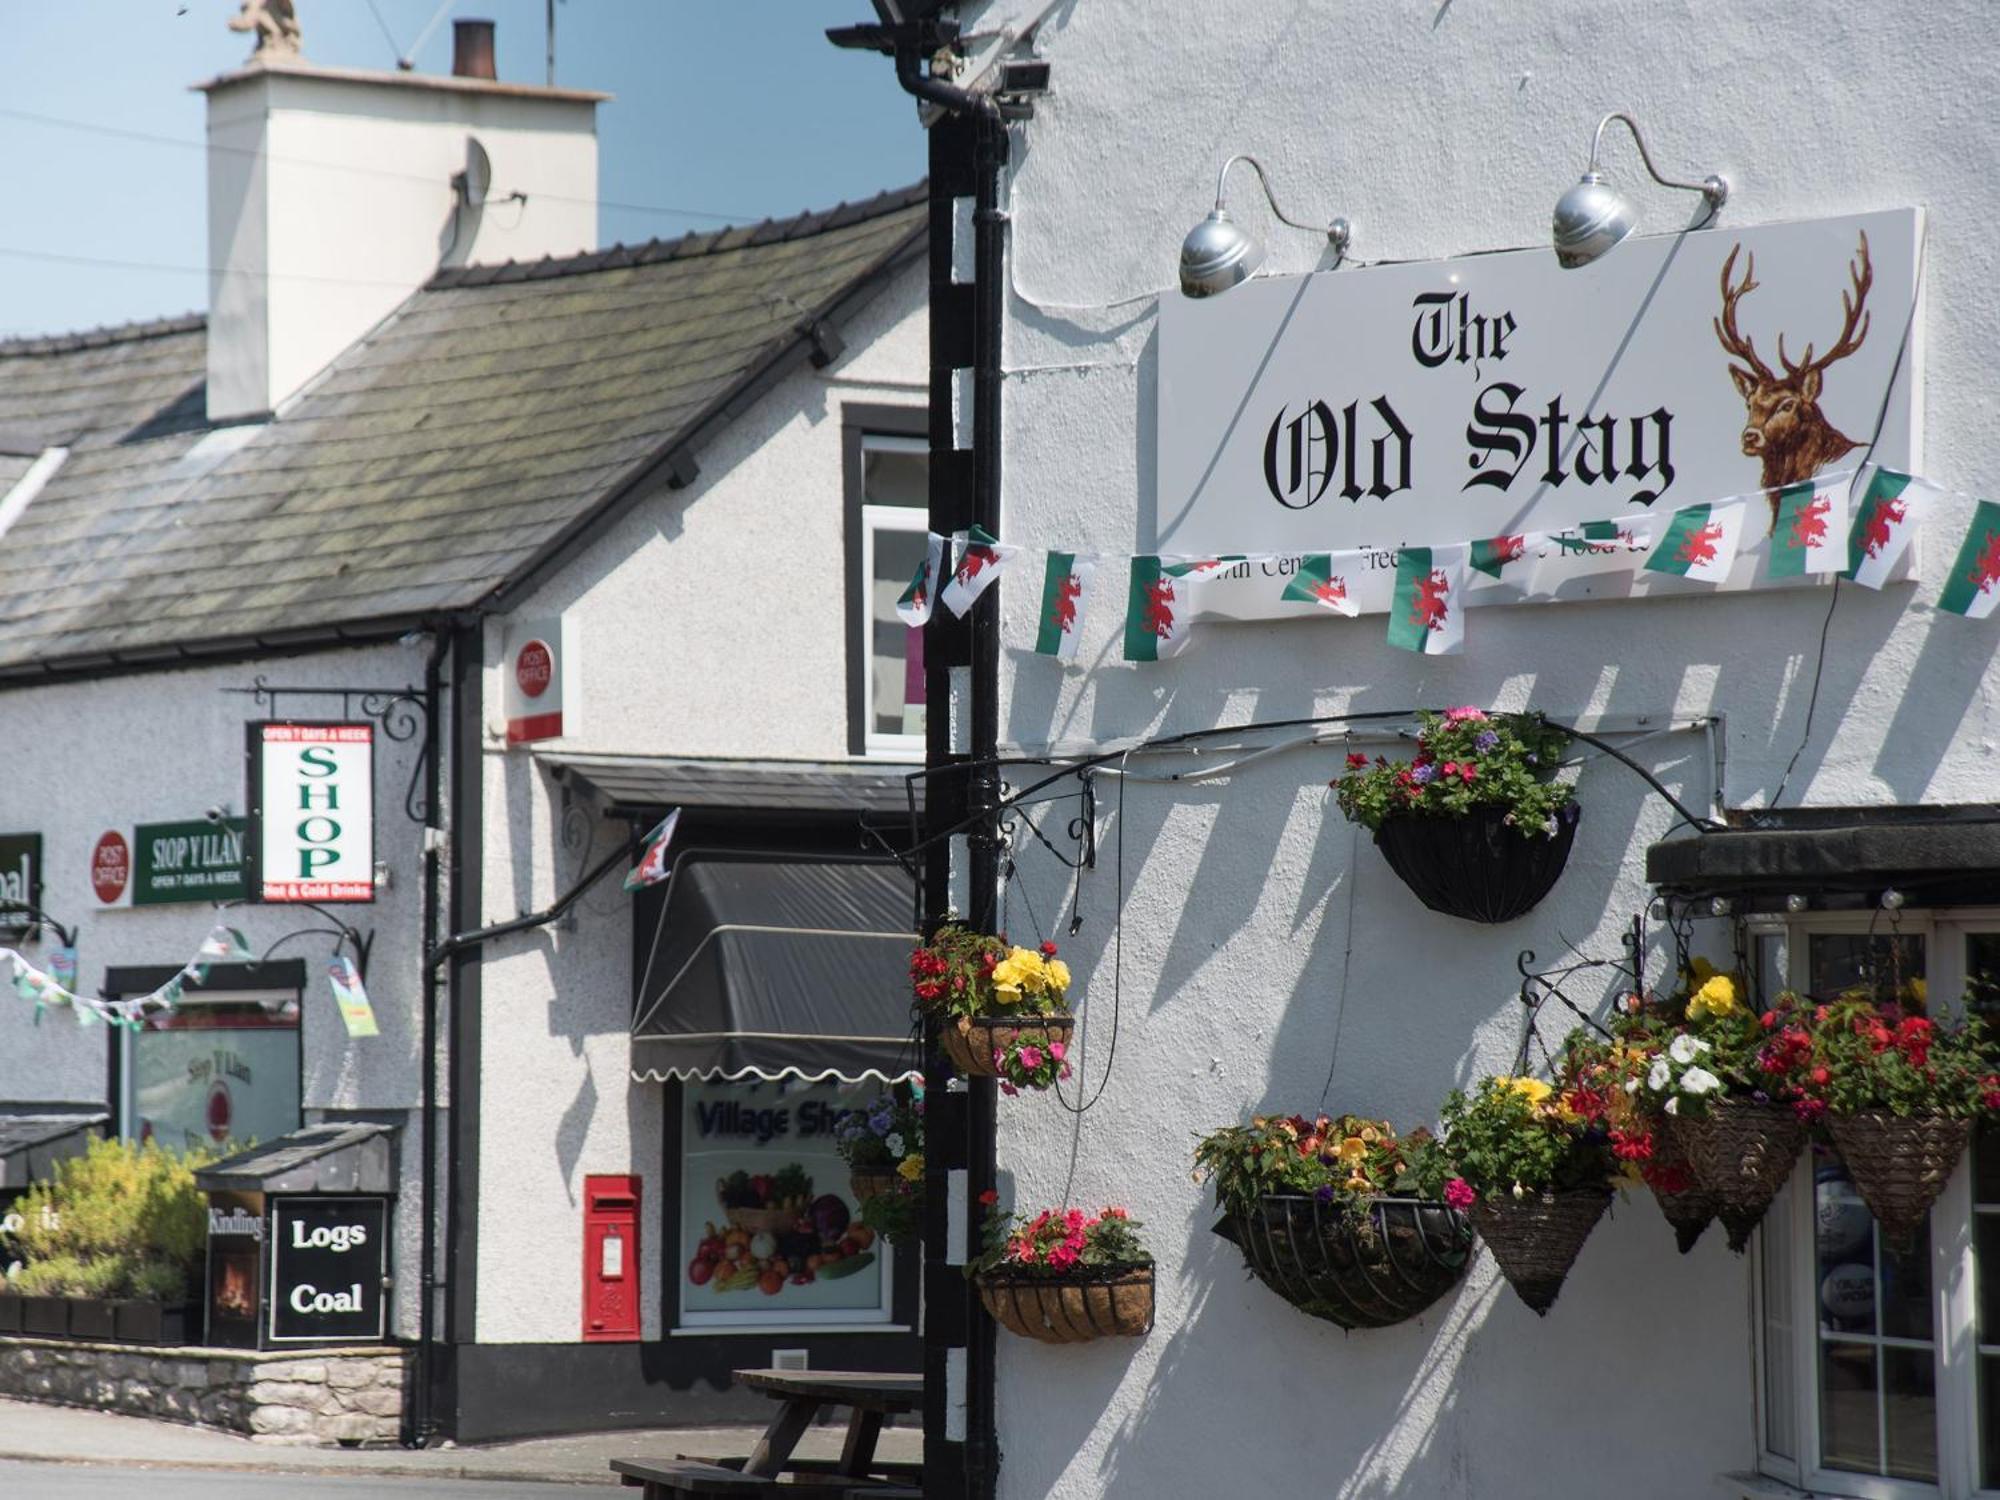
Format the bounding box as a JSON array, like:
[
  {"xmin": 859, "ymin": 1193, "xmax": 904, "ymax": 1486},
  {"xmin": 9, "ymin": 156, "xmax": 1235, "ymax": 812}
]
[
  {"xmin": 957, "ymin": 3, "xmax": 2000, "ymax": 1499},
  {"xmin": 0, "ymin": 644, "xmax": 435, "ymax": 1341},
  {"xmin": 460, "ymin": 268, "xmax": 925, "ymax": 1426}
]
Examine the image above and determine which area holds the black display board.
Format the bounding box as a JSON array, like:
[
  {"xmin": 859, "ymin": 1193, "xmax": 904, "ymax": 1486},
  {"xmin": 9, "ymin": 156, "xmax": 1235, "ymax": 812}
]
[{"xmin": 268, "ymin": 1196, "xmax": 387, "ymax": 1344}]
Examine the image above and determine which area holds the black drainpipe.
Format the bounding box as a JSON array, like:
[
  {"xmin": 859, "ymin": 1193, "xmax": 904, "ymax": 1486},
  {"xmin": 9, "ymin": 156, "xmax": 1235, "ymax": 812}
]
[
  {"xmin": 407, "ymin": 623, "xmax": 451, "ymax": 1447},
  {"xmin": 829, "ymin": 19, "xmax": 1008, "ymax": 1499}
]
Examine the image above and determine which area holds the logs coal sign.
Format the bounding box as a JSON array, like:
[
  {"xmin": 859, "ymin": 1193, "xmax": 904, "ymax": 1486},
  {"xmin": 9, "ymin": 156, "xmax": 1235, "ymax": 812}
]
[{"xmin": 268, "ymin": 1196, "xmax": 387, "ymax": 1343}]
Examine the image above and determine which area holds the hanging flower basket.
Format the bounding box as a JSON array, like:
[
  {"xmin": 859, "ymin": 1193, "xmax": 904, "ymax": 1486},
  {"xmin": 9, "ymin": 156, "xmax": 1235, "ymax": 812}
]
[
  {"xmin": 1826, "ymin": 1112, "xmax": 1974, "ymax": 1250},
  {"xmin": 938, "ymin": 1014, "xmax": 1075, "ymax": 1079},
  {"xmin": 1372, "ymin": 803, "xmax": 1581, "ymax": 925},
  {"xmin": 1672, "ymin": 1098, "xmax": 1807, "ymax": 1251},
  {"xmin": 850, "ymin": 1167, "xmax": 903, "ymax": 1203},
  {"xmin": 1646, "ymin": 1119, "xmax": 1719, "ymax": 1255},
  {"xmin": 1213, "ymin": 1194, "xmax": 1472, "ymax": 1330},
  {"xmin": 1468, "ymin": 1189, "xmax": 1611, "ymax": 1316},
  {"xmin": 975, "ymin": 1265, "xmax": 1154, "ymax": 1343}
]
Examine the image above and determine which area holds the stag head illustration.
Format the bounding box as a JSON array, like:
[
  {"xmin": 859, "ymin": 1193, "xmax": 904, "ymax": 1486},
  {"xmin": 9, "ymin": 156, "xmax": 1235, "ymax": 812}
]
[{"xmin": 1713, "ymin": 230, "xmax": 1873, "ymax": 528}]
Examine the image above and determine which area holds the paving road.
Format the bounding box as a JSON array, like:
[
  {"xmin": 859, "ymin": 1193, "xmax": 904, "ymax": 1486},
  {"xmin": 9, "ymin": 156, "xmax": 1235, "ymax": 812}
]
[{"xmin": 0, "ymin": 1461, "xmax": 595, "ymax": 1498}]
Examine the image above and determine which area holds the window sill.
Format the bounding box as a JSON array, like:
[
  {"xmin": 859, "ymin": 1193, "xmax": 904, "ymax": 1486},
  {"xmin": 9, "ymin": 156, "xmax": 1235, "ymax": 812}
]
[
  {"xmin": 1716, "ymin": 1472, "xmax": 1879, "ymax": 1500},
  {"xmin": 670, "ymin": 1324, "xmax": 913, "ymax": 1338}
]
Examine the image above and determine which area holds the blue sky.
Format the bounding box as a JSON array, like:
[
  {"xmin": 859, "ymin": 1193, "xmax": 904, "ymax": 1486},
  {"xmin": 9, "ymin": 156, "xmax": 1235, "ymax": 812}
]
[{"xmin": 0, "ymin": 1, "xmax": 925, "ymax": 336}]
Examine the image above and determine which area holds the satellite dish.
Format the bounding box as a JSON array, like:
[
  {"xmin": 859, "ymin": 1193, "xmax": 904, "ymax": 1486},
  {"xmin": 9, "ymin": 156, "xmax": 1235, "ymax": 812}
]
[{"xmin": 453, "ymin": 137, "xmax": 493, "ymax": 208}]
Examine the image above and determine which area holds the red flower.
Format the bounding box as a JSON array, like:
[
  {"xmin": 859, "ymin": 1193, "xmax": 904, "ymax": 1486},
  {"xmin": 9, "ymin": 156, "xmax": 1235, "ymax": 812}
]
[
  {"xmin": 1459, "ymin": 763, "xmax": 1478, "ymax": 783},
  {"xmin": 1760, "ymin": 1010, "xmax": 1779, "ymax": 1030},
  {"xmin": 1346, "ymin": 753, "xmax": 1369, "ymax": 769},
  {"xmin": 1040, "ymin": 940, "xmax": 1059, "ymax": 957},
  {"xmin": 1441, "ymin": 761, "xmax": 1460, "ymax": 776},
  {"xmin": 978, "ymin": 1189, "xmax": 999, "ymax": 1205}
]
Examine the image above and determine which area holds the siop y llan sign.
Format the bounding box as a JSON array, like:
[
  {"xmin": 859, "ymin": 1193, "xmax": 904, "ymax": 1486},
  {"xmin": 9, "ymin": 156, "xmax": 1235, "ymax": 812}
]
[{"xmin": 247, "ymin": 723, "xmax": 375, "ymax": 903}]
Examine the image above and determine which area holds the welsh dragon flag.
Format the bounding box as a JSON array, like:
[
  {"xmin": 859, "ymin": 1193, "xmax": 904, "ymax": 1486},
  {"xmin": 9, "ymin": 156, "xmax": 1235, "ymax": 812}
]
[
  {"xmin": 1553, "ymin": 518, "xmax": 1652, "ymax": 556},
  {"xmin": 940, "ymin": 525, "xmax": 1021, "ymax": 617},
  {"xmin": 1385, "ymin": 544, "xmax": 1468, "ymax": 655},
  {"xmin": 1644, "ymin": 500, "xmax": 1746, "ymax": 584},
  {"xmin": 1033, "ymin": 552, "xmax": 1096, "ymax": 660},
  {"xmin": 895, "ymin": 532, "xmax": 945, "ymax": 625},
  {"xmin": 1769, "ymin": 475, "xmax": 1851, "ymax": 578},
  {"xmin": 1281, "ymin": 554, "xmax": 1360, "ymax": 615},
  {"xmin": 1847, "ymin": 467, "xmax": 1940, "ymax": 589},
  {"xmin": 1937, "ymin": 500, "xmax": 2000, "ymax": 619},
  {"xmin": 1469, "ymin": 534, "xmax": 1532, "ymax": 579},
  {"xmin": 623, "ymin": 808, "xmax": 682, "ymax": 892},
  {"xmin": 1122, "ymin": 556, "xmax": 1242, "ymax": 661}
]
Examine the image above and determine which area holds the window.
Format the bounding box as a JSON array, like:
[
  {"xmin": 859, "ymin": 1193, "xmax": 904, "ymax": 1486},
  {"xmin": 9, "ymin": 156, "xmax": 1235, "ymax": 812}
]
[
  {"xmin": 1752, "ymin": 913, "xmax": 2000, "ymax": 1499},
  {"xmin": 107, "ymin": 964, "xmax": 302, "ymax": 1153},
  {"xmin": 843, "ymin": 407, "xmax": 928, "ymax": 760}
]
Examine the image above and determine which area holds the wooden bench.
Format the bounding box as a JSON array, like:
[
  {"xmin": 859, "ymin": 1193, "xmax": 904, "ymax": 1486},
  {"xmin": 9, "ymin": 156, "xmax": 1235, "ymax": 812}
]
[
  {"xmin": 612, "ymin": 1457, "xmax": 900, "ymax": 1499},
  {"xmin": 702, "ymin": 1456, "xmax": 924, "ymax": 1483}
]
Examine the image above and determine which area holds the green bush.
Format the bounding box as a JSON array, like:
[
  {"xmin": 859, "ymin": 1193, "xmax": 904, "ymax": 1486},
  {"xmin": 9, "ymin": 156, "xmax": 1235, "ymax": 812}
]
[{"xmin": 7, "ymin": 1137, "xmax": 214, "ymax": 1302}]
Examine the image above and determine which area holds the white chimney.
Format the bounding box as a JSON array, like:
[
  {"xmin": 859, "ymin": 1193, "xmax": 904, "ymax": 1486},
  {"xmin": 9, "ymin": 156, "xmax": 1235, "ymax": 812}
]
[{"xmin": 198, "ymin": 28, "xmax": 605, "ymax": 423}]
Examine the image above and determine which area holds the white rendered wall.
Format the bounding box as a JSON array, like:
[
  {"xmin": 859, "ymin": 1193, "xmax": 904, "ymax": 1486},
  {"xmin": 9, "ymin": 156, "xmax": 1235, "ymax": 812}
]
[
  {"xmin": 470, "ymin": 270, "xmax": 925, "ymax": 1344},
  {"xmin": 204, "ymin": 65, "xmax": 599, "ymax": 422},
  {"xmin": 0, "ymin": 643, "xmax": 436, "ymax": 1336},
  {"xmin": 962, "ymin": 2, "xmax": 2000, "ymax": 1498}
]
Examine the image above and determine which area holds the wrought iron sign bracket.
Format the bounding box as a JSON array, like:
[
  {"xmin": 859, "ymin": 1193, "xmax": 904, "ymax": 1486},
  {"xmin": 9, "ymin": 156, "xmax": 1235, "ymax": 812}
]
[{"xmin": 224, "ymin": 676, "xmax": 432, "ymax": 824}]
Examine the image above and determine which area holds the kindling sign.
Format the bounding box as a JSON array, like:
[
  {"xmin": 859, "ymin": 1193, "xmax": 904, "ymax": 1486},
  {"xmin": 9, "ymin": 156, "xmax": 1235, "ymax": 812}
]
[
  {"xmin": 1155, "ymin": 208, "xmax": 1920, "ymax": 603},
  {"xmin": 247, "ymin": 723, "xmax": 375, "ymax": 904}
]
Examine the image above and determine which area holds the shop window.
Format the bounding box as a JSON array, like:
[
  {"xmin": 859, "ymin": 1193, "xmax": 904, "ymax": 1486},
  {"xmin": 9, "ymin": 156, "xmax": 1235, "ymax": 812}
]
[
  {"xmin": 1752, "ymin": 915, "xmax": 2000, "ymax": 1499},
  {"xmin": 111, "ymin": 974, "xmax": 301, "ymax": 1153},
  {"xmin": 843, "ymin": 407, "xmax": 928, "ymax": 760}
]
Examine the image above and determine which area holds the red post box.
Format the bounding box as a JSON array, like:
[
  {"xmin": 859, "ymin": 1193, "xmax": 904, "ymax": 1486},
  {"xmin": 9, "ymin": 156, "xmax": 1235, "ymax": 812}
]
[{"xmin": 582, "ymin": 1174, "xmax": 641, "ymax": 1342}]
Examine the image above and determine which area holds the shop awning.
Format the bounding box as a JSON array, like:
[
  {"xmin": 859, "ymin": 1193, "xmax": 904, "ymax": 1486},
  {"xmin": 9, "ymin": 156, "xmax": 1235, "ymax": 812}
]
[
  {"xmin": 1648, "ymin": 805, "xmax": 2000, "ymax": 909},
  {"xmin": 630, "ymin": 851, "xmax": 919, "ymax": 1086},
  {"xmin": 539, "ymin": 752, "xmax": 921, "ymax": 818},
  {"xmin": 0, "ymin": 1106, "xmax": 107, "ymax": 1190}
]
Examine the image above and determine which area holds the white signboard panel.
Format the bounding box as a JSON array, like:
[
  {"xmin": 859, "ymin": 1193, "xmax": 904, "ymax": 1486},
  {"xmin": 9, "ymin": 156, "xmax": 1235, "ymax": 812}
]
[
  {"xmin": 501, "ymin": 614, "xmax": 575, "ymax": 746},
  {"xmin": 1156, "ymin": 209, "xmax": 1921, "ymax": 606},
  {"xmin": 250, "ymin": 722, "xmax": 375, "ymax": 903}
]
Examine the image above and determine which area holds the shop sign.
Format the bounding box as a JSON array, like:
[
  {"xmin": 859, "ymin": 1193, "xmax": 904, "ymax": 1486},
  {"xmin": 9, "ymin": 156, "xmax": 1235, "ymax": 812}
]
[
  {"xmin": 678, "ymin": 1080, "xmax": 893, "ymax": 1330},
  {"xmin": 90, "ymin": 831, "xmax": 131, "ymax": 906},
  {"xmin": 1155, "ymin": 207, "xmax": 1920, "ymax": 602},
  {"xmin": 0, "ymin": 832, "xmax": 40, "ymax": 936},
  {"xmin": 268, "ymin": 1196, "xmax": 387, "ymax": 1343},
  {"xmin": 247, "ymin": 722, "xmax": 375, "ymax": 903},
  {"xmin": 134, "ymin": 819, "xmax": 247, "ymax": 905},
  {"xmin": 502, "ymin": 614, "xmax": 574, "ymax": 745}
]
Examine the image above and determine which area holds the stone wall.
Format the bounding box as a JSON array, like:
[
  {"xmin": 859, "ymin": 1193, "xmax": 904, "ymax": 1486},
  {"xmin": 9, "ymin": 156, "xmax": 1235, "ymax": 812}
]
[{"xmin": 0, "ymin": 1337, "xmax": 408, "ymax": 1444}]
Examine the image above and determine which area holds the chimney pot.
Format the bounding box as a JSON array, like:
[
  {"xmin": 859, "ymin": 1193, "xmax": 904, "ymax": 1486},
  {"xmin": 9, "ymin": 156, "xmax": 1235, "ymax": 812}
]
[{"xmin": 453, "ymin": 19, "xmax": 497, "ymax": 80}]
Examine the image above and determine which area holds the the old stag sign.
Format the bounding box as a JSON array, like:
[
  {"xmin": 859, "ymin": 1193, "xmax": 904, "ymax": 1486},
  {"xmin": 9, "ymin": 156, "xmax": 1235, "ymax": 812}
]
[
  {"xmin": 248, "ymin": 722, "xmax": 375, "ymax": 904},
  {"xmin": 1156, "ymin": 208, "xmax": 1920, "ymax": 604}
]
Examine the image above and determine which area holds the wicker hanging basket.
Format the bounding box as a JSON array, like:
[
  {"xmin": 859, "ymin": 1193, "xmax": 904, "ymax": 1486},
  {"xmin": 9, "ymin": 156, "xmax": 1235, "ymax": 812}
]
[
  {"xmin": 1648, "ymin": 1120, "xmax": 1719, "ymax": 1255},
  {"xmin": 975, "ymin": 1265, "xmax": 1154, "ymax": 1343},
  {"xmin": 937, "ymin": 1013, "xmax": 1075, "ymax": 1079},
  {"xmin": 1468, "ymin": 1188, "xmax": 1611, "ymax": 1316},
  {"xmin": 1371, "ymin": 803, "xmax": 1581, "ymax": 925},
  {"xmin": 1213, "ymin": 1194, "xmax": 1473, "ymax": 1330},
  {"xmin": 1826, "ymin": 1112, "xmax": 1974, "ymax": 1250},
  {"xmin": 1673, "ymin": 1098, "xmax": 1808, "ymax": 1251},
  {"xmin": 849, "ymin": 1167, "xmax": 903, "ymax": 1203}
]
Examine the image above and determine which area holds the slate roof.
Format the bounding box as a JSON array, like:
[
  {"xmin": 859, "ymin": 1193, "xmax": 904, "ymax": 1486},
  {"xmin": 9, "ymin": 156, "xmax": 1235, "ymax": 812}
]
[{"xmin": 0, "ymin": 185, "xmax": 927, "ymax": 678}]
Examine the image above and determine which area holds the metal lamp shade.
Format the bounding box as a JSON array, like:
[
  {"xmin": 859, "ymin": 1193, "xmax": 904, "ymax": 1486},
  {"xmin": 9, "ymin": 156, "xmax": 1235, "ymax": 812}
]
[
  {"xmin": 1551, "ymin": 172, "xmax": 1636, "ymax": 269},
  {"xmin": 1179, "ymin": 208, "xmax": 1264, "ymax": 297}
]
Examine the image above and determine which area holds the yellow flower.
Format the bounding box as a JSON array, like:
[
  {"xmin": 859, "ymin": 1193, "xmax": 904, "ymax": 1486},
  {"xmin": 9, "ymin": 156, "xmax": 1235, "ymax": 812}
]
[
  {"xmin": 1336, "ymin": 1137, "xmax": 1368, "ymax": 1163},
  {"xmin": 1500, "ymin": 1077, "xmax": 1553, "ymax": 1106},
  {"xmin": 1359, "ymin": 1126, "xmax": 1381, "ymax": 1145},
  {"xmin": 1687, "ymin": 974, "xmax": 1738, "ymax": 1021},
  {"xmin": 897, "ymin": 1154, "xmax": 924, "ymax": 1182},
  {"xmin": 1044, "ymin": 959, "xmax": 1071, "ymax": 995},
  {"xmin": 1344, "ymin": 1172, "xmax": 1373, "ymax": 1192},
  {"xmin": 993, "ymin": 948, "xmax": 1052, "ymax": 998}
]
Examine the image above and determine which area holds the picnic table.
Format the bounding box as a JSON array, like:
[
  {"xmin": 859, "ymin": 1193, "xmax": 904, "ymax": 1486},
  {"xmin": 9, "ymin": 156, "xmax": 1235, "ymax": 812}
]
[{"xmin": 611, "ymin": 1368, "xmax": 923, "ymax": 1499}]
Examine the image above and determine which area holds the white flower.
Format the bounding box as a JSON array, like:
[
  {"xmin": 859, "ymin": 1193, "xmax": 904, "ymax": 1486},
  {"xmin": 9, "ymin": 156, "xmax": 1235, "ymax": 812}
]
[
  {"xmin": 1664, "ymin": 1096, "xmax": 1681, "ymax": 1116},
  {"xmin": 1680, "ymin": 1067, "xmax": 1722, "ymax": 1096},
  {"xmin": 1667, "ymin": 1033, "xmax": 1711, "ymax": 1065},
  {"xmin": 1511, "ymin": 1181, "xmax": 1526, "ymax": 1201},
  {"xmin": 885, "ymin": 1132, "xmax": 905, "ymax": 1156},
  {"xmin": 1647, "ymin": 1059, "xmax": 1672, "ymax": 1092},
  {"xmin": 1623, "ymin": 1078, "xmax": 1641, "ymax": 1095}
]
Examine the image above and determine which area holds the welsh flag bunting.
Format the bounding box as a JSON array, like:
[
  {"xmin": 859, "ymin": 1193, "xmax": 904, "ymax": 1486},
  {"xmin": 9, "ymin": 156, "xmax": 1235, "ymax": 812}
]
[
  {"xmin": 198, "ymin": 925, "xmax": 254, "ymax": 963},
  {"xmin": 1769, "ymin": 476, "xmax": 1850, "ymax": 578},
  {"xmin": 623, "ymin": 808, "xmax": 682, "ymax": 892},
  {"xmin": 1469, "ymin": 534, "xmax": 1531, "ymax": 579},
  {"xmin": 940, "ymin": 525, "xmax": 1021, "ymax": 618},
  {"xmin": 1937, "ymin": 500, "xmax": 2000, "ymax": 619},
  {"xmin": 1847, "ymin": 468, "xmax": 1939, "ymax": 589},
  {"xmin": 1644, "ymin": 500, "xmax": 1746, "ymax": 584},
  {"xmin": 895, "ymin": 532, "xmax": 945, "ymax": 626},
  {"xmin": 1033, "ymin": 552, "xmax": 1096, "ymax": 660},
  {"xmin": 1385, "ymin": 544, "xmax": 1468, "ymax": 655},
  {"xmin": 1554, "ymin": 518, "xmax": 1651, "ymax": 555},
  {"xmin": 1281, "ymin": 554, "xmax": 1360, "ymax": 615},
  {"xmin": 1122, "ymin": 557, "xmax": 1211, "ymax": 662}
]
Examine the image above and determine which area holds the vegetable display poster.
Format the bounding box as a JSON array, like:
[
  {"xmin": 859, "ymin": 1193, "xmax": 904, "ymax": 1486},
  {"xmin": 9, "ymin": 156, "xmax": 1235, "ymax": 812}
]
[{"xmin": 678, "ymin": 1079, "xmax": 893, "ymax": 1328}]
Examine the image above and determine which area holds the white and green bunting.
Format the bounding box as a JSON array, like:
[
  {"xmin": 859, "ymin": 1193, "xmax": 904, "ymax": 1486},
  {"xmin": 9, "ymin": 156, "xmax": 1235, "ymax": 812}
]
[
  {"xmin": 1280, "ymin": 554, "xmax": 1361, "ymax": 615},
  {"xmin": 1644, "ymin": 500, "xmax": 1746, "ymax": 584},
  {"xmin": 1847, "ymin": 467, "xmax": 1939, "ymax": 589},
  {"xmin": 1033, "ymin": 552, "xmax": 1096, "ymax": 659},
  {"xmin": 1122, "ymin": 556, "xmax": 1243, "ymax": 661},
  {"xmin": 895, "ymin": 532, "xmax": 945, "ymax": 626},
  {"xmin": 1385, "ymin": 544, "xmax": 1467, "ymax": 655},
  {"xmin": 941, "ymin": 525, "xmax": 1022, "ymax": 617},
  {"xmin": 1769, "ymin": 474, "xmax": 1851, "ymax": 578},
  {"xmin": 623, "ymin": 808, "xmax": 681, "ymax": 892},
  {"xmin": 1938, "ymin": 500, "xmax": 2000, "ymax": 619}
]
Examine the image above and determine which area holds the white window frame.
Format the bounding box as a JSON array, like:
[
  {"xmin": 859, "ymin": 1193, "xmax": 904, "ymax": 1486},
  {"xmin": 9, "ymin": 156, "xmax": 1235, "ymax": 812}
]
[
  {"xmin": 857, "ymin": 447, "xmax": 930, "ymax": 763},
  {"xmin": 1748, "ymin": 909, "xmax": 2000, "ymax": 1500}
]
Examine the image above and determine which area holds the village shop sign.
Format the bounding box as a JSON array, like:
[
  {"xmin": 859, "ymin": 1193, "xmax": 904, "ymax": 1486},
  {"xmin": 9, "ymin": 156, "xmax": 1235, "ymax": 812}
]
[
  {"xmin": 1154, "ymin": 207, "xmax": 1920, "ymax": 612},
  {"xmin": 246, "ymin": 722, "xmax": 375, "ymax": 904},
  {"xmin": 134, "ymin": 819, "xmax": 247, "ymax": 905}
]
